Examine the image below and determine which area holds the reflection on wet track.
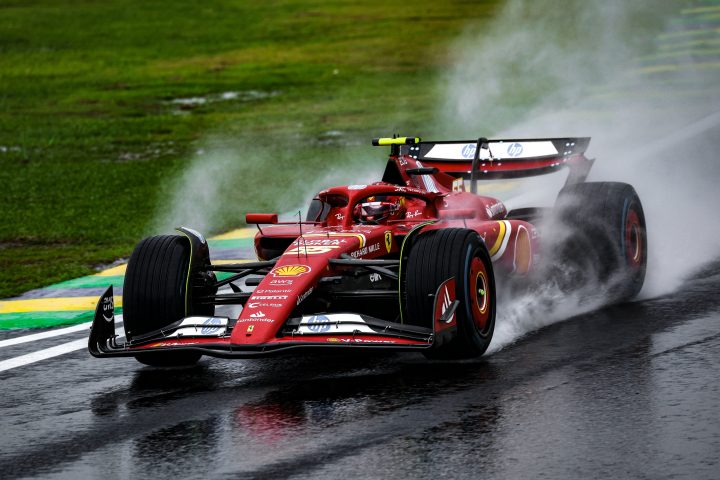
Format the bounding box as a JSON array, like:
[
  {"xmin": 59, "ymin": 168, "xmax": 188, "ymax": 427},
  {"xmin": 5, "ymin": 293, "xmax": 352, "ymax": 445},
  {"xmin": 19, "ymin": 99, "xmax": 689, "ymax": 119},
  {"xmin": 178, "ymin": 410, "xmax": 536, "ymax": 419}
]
[{"xmin": 1, "ymin": 260, "xmax": 719, "ymax": 478}]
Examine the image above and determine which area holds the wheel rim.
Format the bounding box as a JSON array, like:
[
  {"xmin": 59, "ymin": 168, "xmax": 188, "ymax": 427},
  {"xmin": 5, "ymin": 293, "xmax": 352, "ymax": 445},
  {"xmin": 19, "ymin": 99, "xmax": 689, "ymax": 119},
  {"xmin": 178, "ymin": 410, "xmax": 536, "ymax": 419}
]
[
  {"xmin": 625, "ymin": 208, "xmax": 642, "ymax": 268},
  {"xmin": 469, "ymin": 256, "xmax": 491, "ymax": 333}
]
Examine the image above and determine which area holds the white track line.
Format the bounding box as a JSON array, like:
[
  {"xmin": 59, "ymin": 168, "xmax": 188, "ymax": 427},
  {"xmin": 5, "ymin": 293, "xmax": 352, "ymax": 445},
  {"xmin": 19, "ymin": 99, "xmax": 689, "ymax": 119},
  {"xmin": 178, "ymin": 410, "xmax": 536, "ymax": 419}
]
[
  {"xmin": 0, "ymin": 338, "xmax": 88, "ymax": 373},
  {"xmin": 0, "ymin": 316, "xmax": 125, "ymax": 373},
  {"xmin": 0, "ymin": 322, "xmax": 92, "ymax": 349}
]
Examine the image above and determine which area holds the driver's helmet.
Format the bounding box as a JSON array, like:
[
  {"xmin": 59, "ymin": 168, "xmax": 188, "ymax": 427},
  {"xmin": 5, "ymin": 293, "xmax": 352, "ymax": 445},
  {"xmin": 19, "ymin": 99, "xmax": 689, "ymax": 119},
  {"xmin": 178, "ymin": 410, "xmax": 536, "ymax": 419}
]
[{"xmin": 353, "ymin": 196, "xmax": 406, "ymax": 224}]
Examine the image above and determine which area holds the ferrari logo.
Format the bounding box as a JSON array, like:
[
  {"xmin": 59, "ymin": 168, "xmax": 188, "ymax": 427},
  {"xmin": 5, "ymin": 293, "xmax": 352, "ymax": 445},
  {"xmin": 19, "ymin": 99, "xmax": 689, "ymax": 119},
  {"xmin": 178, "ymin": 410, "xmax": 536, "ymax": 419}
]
[
  {"xmin": 384, "ymin": 231, "xmax": 392, "ymax": 253},
  {"xmin": 246, "ymin": 325, "xmax": 254, "ymax": 333}
]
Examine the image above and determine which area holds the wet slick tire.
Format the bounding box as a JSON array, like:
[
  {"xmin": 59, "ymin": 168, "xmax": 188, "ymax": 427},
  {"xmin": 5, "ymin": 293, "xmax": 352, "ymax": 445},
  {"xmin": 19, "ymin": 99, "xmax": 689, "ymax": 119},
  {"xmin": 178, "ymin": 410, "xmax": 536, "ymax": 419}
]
[
  {"xmin": 406, "ymin": 228, "xmax": 496, "ymax": 359},
  {"xmin": 123, "ymin": 235, "xmax": 202, "ymax": 367},
  {"xmin": 555, "ymin": 182, "xmax": 647, "ymax": 301}
]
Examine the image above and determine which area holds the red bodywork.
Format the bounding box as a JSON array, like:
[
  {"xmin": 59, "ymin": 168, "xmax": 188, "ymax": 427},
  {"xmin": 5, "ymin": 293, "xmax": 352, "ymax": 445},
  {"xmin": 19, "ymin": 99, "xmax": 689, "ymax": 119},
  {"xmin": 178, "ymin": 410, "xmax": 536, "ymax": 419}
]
[{"xmin": 89, "ymin": 137, "xmax": 592, "ymax": 358}]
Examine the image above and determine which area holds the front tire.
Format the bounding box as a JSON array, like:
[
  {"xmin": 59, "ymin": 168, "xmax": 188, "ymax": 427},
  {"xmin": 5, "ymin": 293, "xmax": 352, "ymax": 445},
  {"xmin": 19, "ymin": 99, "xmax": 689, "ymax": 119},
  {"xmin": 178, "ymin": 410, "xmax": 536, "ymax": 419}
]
[
  {"xmin": 123, "ymin": 235, "xmax": 202, "ymax": 367},
  {"xmin": 406, "ymin": 228, "xmax": 496, "ymax": 359}
]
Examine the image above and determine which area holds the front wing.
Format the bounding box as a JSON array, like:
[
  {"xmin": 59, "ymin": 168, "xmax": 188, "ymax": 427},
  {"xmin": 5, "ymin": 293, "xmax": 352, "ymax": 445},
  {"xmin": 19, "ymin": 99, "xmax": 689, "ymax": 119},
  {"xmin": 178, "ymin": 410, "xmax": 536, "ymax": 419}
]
[{"xmin": 88, "ymin": 286, "xmax": 459, "ymax": 359}]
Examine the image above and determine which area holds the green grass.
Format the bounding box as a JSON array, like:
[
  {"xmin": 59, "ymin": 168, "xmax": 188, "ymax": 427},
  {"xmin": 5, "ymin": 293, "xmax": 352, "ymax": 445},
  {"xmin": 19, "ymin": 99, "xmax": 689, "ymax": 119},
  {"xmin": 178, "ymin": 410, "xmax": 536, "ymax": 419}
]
[
  {"xmin": 1, "ymin": 0, "xmax": 715, "ymax": 298},
  {"xmin": 0, "ymin": 0, "xmax": 501, "ymax": 298}
]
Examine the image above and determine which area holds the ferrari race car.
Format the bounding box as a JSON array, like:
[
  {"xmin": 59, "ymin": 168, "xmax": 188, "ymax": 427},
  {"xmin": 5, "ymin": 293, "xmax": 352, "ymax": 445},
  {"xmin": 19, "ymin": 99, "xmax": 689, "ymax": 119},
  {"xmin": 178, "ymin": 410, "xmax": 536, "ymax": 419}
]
[{"xmin": 89, "ymin": 136, "xmax": 647, "ymax": 366}]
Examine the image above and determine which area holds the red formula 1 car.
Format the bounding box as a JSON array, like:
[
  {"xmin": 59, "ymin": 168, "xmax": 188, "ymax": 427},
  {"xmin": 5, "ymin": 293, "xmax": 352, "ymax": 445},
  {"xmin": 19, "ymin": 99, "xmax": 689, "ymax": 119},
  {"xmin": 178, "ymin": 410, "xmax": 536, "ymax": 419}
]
[{"xmin": 89, "ymin": 136, "xmax": 647, "ymax": 366}]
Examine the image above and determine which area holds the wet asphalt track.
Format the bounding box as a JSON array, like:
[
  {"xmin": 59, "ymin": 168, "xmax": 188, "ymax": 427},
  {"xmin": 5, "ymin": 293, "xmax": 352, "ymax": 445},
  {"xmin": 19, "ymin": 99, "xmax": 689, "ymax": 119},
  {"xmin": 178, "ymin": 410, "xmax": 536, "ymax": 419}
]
[
  {"xmin": 4, "ymin": 7, "xmax": 719, "ymax": 478},
  {"xmin": 0, "ymin": 259, "xmax": 718, "ymax": 479}
]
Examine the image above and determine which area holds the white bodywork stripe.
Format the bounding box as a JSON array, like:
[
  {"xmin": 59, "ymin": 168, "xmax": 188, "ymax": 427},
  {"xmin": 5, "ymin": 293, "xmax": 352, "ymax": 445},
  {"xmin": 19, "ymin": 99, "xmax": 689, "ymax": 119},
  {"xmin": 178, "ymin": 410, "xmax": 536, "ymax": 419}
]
[
  {"xmin": 491, "ymin": 220, "xmax": 512, "ymax": 261},
  {"xmin": 425, "ymin": 141, "xmax": 558, "ymax": 161},
  {"xmin": 415, "ymin": 160, "xmax": 439, "ymax": 192}
]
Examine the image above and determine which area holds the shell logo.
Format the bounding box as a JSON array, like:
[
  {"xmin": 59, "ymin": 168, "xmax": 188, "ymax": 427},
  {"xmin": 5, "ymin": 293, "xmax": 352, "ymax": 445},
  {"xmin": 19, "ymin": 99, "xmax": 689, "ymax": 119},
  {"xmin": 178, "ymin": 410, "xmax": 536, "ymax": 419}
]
[{"xmin": 271, "ymin": 265, "xmax": 312, "ymax": 277}]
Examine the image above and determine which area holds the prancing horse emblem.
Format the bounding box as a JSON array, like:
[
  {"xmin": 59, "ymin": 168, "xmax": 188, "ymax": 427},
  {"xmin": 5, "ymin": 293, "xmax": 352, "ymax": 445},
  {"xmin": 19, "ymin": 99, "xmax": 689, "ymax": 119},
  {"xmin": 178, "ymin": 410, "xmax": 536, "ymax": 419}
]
[{"xmin": 384, "ymin": 231, "xmax": 392, "ymax": 253}]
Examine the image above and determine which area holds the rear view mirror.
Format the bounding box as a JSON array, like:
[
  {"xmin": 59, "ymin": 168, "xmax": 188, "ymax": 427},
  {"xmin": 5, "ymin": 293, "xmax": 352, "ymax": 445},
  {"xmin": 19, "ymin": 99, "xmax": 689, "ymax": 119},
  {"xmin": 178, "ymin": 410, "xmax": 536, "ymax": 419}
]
[{"xmin": 245, "ymin": 213, "xmax": 278, "ymax": 224}]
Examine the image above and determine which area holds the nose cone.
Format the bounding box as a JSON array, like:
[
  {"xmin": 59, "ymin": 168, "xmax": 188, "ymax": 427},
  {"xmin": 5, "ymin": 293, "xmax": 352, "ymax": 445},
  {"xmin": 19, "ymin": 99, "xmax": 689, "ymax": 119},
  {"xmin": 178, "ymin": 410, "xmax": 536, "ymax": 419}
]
[{"xmin": 230, "ymin": 232, "xmax": 368, "ymax": 344}]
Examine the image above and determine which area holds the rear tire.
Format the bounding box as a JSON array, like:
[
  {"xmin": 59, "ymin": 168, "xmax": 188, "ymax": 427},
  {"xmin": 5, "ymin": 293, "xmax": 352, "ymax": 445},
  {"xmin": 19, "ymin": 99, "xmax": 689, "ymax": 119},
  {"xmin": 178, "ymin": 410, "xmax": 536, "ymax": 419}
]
[
  {"xmin": 554, "ymin": 182, "xmax": 647, "ymax": 300},
  {"xmin": 123, "ymin": 235, "xmax": 202, "ymax": 367},
  {"xmin": 406, "ymin": 228, "xmax": 496, "ymax": 359}
]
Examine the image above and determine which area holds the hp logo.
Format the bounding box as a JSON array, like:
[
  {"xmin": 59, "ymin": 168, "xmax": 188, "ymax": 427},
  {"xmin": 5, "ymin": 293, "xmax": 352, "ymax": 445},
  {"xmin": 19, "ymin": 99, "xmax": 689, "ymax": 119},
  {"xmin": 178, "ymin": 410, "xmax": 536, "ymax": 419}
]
[
  {"xmin": 461, "ymin": 144, "xmax": 476, "ymax": 159},
  {"xmin": 507, "ymin": 143, "xmax": 523, "ymax": 157},
  {"xmin": 307, "ymin": 315, "xmax": 331, "ymax": 333}
]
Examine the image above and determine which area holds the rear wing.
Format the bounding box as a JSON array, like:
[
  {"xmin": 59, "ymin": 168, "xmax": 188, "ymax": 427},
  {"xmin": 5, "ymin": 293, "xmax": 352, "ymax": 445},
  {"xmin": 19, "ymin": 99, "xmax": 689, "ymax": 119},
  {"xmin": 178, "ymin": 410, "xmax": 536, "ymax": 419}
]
[{"xmin": 394, "ymin": 137, "xmax": 593, "ymax": 182}]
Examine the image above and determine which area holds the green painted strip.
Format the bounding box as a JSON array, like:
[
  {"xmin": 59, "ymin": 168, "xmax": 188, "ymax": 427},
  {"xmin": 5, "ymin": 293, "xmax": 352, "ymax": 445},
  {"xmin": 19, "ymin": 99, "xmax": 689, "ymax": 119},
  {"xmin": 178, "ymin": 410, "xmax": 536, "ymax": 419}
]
[
  {"xmin": 46, "ymin": 275, "xmax": 125, "ymax": 290},
  {"xmin": 216, "ymin": 272, "xmax": 236, "ymax": 281},
  {"xmin": 0, "ymin": 307, "xmax": 123, "ymax": 330},
  {"xmin": 208, "ymin": 238, "xmax": 254, "ymax": 249}
]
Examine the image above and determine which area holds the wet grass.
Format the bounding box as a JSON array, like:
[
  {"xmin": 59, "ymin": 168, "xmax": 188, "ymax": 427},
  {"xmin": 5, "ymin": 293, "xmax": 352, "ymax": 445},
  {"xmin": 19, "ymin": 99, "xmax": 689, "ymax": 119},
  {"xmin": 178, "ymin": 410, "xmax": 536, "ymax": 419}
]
[
  {"xmin": 3, "ymin": 0, "xmax": 714, "ymax": 298},
  {"xmin": 0, "ymin": 0, "xmax": 501, "ymax": 297}
]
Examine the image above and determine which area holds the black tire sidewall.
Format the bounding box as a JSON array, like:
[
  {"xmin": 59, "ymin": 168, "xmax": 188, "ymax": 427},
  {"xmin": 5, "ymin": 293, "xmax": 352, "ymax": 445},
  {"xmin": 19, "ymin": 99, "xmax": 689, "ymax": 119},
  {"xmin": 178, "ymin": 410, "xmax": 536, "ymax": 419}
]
[
  {"xmin": 123, "ymin": 235, "xmax": 191, "ymax": 340},
  {"xmin": 555, "ymin": 182, "xmax": 647, "ymax": 300},
  {"xmin": 406, "ymin": 228, "xmax": 496, "ymax": 358},
  {"xmin": 457, "ymin": 237, "xmax": 496, "ymax": 347}
]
